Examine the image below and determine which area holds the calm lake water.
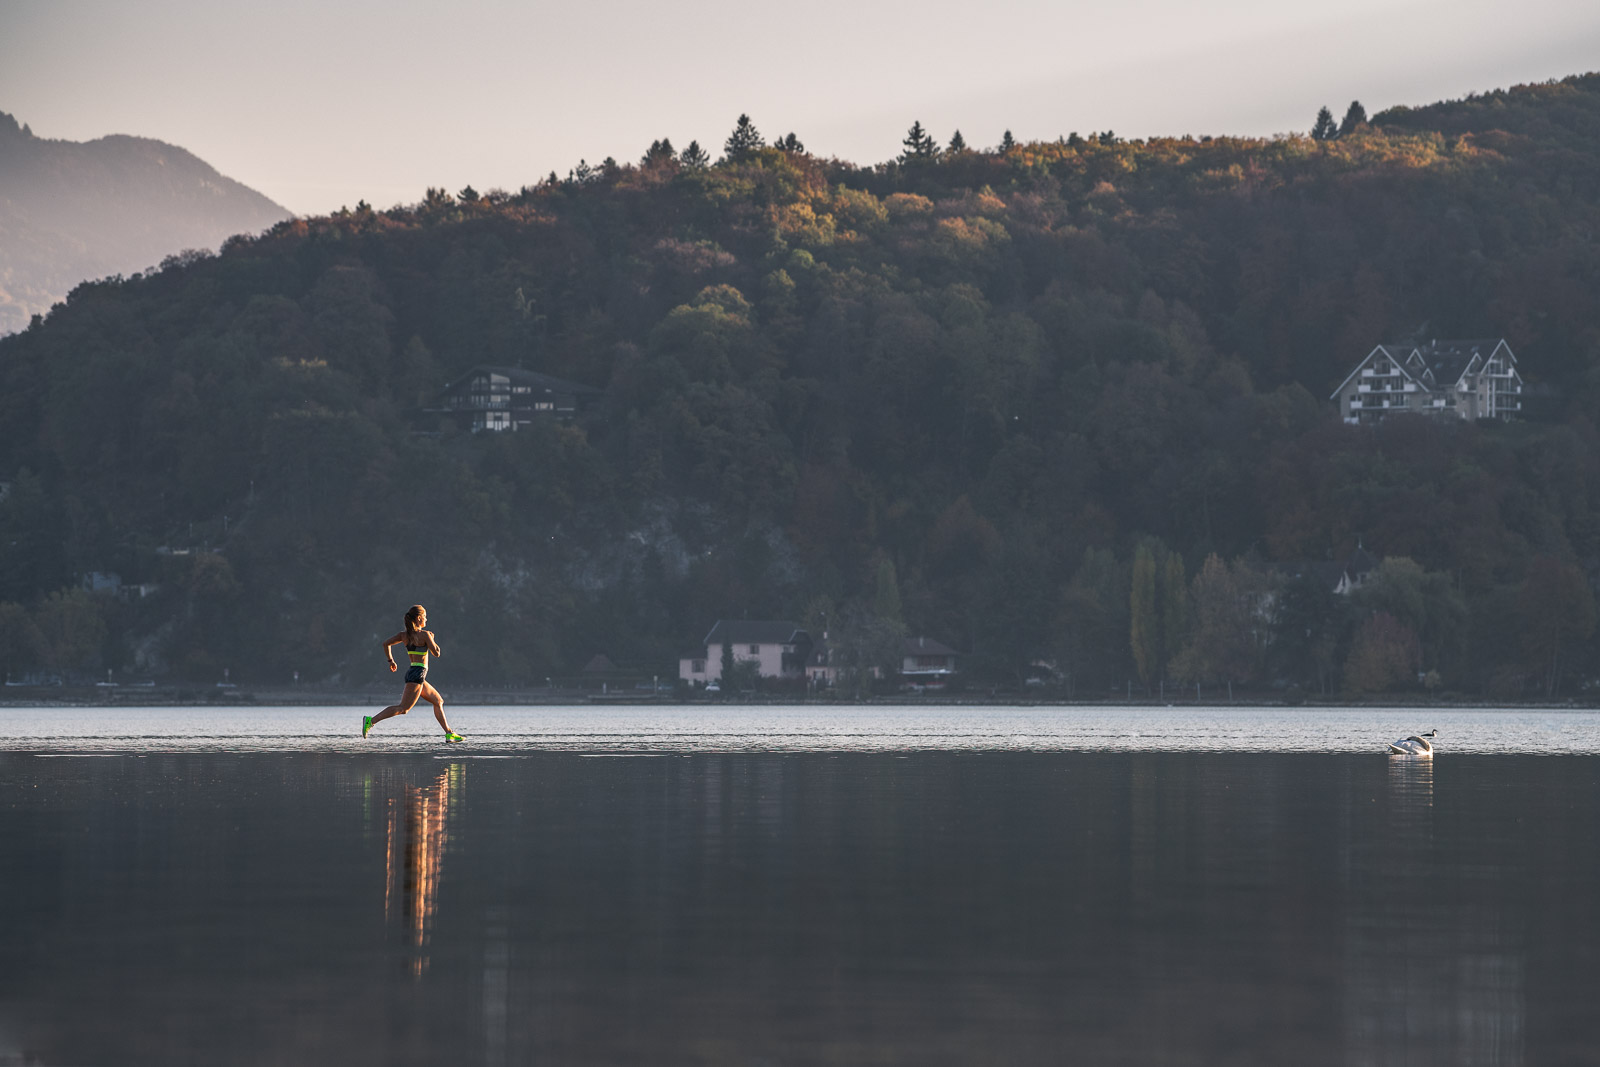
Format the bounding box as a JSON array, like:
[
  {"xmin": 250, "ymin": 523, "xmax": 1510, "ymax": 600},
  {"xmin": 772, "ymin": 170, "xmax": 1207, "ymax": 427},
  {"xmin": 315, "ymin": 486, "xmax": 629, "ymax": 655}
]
[{"xmin": 3, "ymin": 705, "xmax": 1599, "ymax": 1065}]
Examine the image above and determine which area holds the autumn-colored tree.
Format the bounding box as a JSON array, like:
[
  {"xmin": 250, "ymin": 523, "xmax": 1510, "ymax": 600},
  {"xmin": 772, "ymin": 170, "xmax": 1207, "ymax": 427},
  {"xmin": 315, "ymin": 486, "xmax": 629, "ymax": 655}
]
[
  {"xmin": 1353, "ymin": 557, "xmax": 1465, "ymax": 676},
  {"xmin": 32, "ymin": 588, "xmax": 106, "ymax": 676},
  {"xmin": 1171, "ymin": 554, "xmax": 1263, "ymax": 696},
  {"xmin": 1343, "ymin": 612, "xmax": 1421, "ymax": 694}
]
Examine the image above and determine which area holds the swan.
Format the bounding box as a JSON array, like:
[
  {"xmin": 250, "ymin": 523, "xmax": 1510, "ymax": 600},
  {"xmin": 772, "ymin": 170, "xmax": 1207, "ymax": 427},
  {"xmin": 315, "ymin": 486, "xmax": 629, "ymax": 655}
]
[{"xmin": 1387, "ymin": 729, "xmax": 1437, "ymax": 758}]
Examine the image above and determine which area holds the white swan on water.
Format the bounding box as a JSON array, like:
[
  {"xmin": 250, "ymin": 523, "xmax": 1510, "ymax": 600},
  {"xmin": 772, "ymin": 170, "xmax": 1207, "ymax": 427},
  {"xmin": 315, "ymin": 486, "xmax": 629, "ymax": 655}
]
[{"xmin": 1387, "ymin": 729, "xmax": 1437, "ymax": 758}]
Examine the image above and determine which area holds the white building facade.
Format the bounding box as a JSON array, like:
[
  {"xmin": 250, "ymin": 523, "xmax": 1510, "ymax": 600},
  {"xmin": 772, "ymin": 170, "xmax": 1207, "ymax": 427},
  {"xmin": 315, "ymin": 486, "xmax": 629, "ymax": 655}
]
[{"xmin": 1332, "ymin": 339, "xmax": 1523, "ymax": 425}]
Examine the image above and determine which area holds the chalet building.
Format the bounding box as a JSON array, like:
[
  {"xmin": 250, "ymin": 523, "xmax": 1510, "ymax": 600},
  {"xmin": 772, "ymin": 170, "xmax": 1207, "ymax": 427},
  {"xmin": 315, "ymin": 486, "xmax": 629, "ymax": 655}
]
[
  {"xmin": 430, "ymin": 365, "xmax": 601, "ymax": 432},
  {"xmin": 900, "ymin": 636, "xmax": 960, "ymax": 689},
  {"xmin": 679, "ymin": 620, "xmax": 812, "ymax": 686},
  {"xmin": 1331, "ymin": 339, "xmax": 1523, "ymax": 425}
]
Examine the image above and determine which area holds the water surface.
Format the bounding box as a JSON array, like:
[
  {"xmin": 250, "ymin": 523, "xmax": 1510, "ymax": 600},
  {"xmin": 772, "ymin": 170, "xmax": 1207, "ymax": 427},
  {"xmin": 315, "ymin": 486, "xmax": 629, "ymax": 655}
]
[{"xmin": 2, "ymin": 708, "xmax": 1598, "ymax": 1064}]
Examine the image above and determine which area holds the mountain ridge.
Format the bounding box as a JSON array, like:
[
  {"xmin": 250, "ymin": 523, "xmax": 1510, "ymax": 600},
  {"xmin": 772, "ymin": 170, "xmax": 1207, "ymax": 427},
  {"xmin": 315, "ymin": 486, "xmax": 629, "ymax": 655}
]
[{"xmin": 0, "ymin": 111, "xmax": 291, "ymax": 333}]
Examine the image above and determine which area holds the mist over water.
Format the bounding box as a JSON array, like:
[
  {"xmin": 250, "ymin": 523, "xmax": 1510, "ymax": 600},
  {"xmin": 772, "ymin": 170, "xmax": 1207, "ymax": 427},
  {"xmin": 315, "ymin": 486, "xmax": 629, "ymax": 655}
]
[{"xmin": 3, "ymin": 708, "xmax": 1598, "ymax": 1064}]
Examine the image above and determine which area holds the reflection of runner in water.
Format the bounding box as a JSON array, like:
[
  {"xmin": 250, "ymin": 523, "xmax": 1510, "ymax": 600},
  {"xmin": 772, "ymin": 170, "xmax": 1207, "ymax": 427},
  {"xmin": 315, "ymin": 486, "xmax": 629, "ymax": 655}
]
[{"xmin": 363, "ymin": 604, "xmax": 462, "ymax": 742}]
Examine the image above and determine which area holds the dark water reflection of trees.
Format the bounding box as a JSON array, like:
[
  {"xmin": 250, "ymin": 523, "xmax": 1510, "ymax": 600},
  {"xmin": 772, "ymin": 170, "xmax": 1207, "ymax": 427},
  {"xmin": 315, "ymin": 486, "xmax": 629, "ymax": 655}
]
[{"xmin": 1, "ymin": 752, "xmax": 1594, "ymax": 1065}]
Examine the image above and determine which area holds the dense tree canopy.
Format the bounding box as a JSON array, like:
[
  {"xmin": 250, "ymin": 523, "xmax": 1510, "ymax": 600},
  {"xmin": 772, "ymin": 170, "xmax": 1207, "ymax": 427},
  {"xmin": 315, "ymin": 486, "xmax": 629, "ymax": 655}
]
[{"xmin": 3, "ymin": 75, "xmax": 1600, "ymax": 696}]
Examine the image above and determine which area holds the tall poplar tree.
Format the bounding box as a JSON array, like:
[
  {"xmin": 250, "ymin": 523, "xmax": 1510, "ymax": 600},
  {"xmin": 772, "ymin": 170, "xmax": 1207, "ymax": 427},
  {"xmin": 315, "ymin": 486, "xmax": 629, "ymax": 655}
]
[
  {"xmin": 874, "ymin": 557, "xmax": 903, "ymax": 624},
  {"xmin": 1130, "ymin": 543, "xmax": 1158, "ymax": 688},
  {"xmin": 1161, "ymin": 552, "xmax": 1188, "ymax": 680}
]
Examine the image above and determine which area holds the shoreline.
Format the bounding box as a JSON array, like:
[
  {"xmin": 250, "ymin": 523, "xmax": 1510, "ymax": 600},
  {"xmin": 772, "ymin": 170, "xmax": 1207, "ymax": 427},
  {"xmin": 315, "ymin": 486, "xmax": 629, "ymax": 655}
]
[{"xmin": 1, "ymin": 684, "xmax": 1594, "ymax": 711}]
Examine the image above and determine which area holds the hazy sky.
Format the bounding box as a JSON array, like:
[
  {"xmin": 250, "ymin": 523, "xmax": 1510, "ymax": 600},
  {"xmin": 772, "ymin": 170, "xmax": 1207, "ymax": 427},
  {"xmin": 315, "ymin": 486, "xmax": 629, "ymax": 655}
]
[{"xmin": 4, "ymin": 0, "xmax": 1599, "ymax": 217}]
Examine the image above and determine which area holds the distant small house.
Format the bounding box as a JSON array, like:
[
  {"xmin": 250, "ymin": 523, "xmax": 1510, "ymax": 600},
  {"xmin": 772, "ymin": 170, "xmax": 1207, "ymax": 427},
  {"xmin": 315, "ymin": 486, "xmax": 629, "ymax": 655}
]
[
  {"xmin": 82, "ymin": 571, "xmax": 122, "ymax": 596},
  {"xmin": 804, "ymin": 634, "xmax": 961, "ymax": 690},
  {"xmin": 430, "ymin": 365, "xmax": 601, "ymax": 432},
  {"xmin": 900, "ymin": 636, "xmax": 960, "ymax": 688},
  {"xmin": 1271, "ymin": 546, "xmax": 1379, "ymax": 596},
  {"xmin": 678, "ymin": 620, "xmax": 812, "ymax": 686},
  {"xmin": 1332, "ymin": 339, "xmax": 1523, "ymax": 424},
  {"xmin": 805, "ymin": 640, "xmax": 837, "ymax": 688}
]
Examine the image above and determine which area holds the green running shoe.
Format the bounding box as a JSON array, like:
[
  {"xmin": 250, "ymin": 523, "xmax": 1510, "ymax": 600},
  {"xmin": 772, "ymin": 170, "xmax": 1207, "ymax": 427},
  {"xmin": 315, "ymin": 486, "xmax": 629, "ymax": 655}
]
[
  {"xmin": 444, "ymin": 731, "xmax": 464, "ymax": 743},
  {"xmin": 362, "ymin": 715, "xmax": 374, "ymax": 739}
]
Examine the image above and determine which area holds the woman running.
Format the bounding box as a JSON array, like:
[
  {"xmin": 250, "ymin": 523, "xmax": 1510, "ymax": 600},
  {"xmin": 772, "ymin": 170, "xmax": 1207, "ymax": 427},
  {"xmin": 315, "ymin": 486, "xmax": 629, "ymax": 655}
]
[{"xmin": 363, "ymin": 604, "xmax": 463, "ymax": 742}]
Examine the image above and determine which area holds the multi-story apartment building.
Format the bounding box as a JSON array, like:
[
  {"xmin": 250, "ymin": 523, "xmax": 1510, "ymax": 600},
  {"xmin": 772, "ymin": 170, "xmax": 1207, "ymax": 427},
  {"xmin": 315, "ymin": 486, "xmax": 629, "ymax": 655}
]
[{"xmin": 1331, "ymin": 339, "xmax": 1523, "ymax": 424}]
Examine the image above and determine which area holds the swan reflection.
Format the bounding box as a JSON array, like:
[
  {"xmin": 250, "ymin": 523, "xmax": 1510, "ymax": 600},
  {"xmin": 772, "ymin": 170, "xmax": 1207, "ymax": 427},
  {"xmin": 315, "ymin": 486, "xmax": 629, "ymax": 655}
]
[{"xmin": 1346, "ymin": 756, "xmax": 1524, "ymax": 1065}]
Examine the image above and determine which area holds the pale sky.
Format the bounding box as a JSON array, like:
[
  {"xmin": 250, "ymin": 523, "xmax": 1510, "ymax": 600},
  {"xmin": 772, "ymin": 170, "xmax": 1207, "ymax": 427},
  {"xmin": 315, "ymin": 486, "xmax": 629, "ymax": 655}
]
[{"xmin": 3, "ymin": 0, "xmax": 1599, "ymax": 217}]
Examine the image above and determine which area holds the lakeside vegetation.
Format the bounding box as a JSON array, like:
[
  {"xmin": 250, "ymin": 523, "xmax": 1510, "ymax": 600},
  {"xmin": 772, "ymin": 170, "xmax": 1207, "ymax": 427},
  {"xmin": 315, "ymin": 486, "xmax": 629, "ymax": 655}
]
[{"xmin": 1, "ymin": 74, "xmax": 1598, "ymax": 698}]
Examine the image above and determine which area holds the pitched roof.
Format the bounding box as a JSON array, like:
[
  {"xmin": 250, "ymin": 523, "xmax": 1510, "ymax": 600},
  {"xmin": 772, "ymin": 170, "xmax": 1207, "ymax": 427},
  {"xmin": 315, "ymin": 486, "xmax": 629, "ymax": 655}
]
[
  {"xmin": 703, "ymin": 620, "xmax": 809, "ymax": 646},
  {"xmin": 443, "ymin": 364, "xmax": 602, "ymax": 396},
  {"xmin": 1334, "ymin": 339, "xmax": 1519, "ymax": 400}
]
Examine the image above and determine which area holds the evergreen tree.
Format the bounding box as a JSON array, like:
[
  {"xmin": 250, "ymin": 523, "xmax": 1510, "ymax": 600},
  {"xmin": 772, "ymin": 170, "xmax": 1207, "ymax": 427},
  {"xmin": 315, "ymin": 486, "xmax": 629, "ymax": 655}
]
[
  {"xmin": 1338, "ymin": 101, "xmax": 1368, "ymax": 137},
  {"xmin": 679, "ymin": 140, "xmax": 710, "ymax": 169},
  {"xmin": 458, "ymin": 185, "xmax": 480, "ymax": 203},
  {"xmin": 999, "ymin": 129, "xmax": 1016, "ymax": 153},
  {"xmin": 641, "ymin": 138, "xmax": 676, "ymax": 166},
  {"xmin": 899, "ymin": 121, "xmax": 939, "ymax": 163},
  {"xmin": 778, "ymin": 132, "xmax": 805, "ymax": 154},
  {"xmin": 724, "ymin": 114, "xmax": 765, "ymax": 159},
  {"xmin": 1311, "ymin": 106, "xmax": 1337, "ymax": 141},
  {"xmin": 947, "ymin": 130, "xmax": 967, "ymax": 153},
  {"xmin": 874, "ymin": 557, "xmax": 902, "ymax": 624}
]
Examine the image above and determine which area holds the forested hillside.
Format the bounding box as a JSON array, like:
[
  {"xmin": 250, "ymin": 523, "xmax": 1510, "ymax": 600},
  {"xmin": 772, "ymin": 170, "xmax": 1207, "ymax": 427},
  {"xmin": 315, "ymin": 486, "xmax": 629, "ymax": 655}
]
[{"xmin": 2, "ymin": 75, "xmax": 1598, "ymax": 696}]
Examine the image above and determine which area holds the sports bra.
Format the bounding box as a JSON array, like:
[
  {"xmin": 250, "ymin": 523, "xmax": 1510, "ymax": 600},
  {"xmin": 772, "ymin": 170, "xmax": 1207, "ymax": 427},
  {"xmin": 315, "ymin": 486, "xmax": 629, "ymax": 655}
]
[{"xmin": 405, "ymin": 641, "xmax": 428, "ymax": 667}]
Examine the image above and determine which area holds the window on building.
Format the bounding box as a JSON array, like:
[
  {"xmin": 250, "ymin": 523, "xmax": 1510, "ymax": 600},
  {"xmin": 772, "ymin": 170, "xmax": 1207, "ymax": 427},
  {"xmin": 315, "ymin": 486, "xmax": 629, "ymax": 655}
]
[
  {"xmin": 749, "ymin": 644, "xmax": 760, "ymax": 655},
  {"xmin": 691, "ymin": 659, "xmax": 705, "ymax": 674}
]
